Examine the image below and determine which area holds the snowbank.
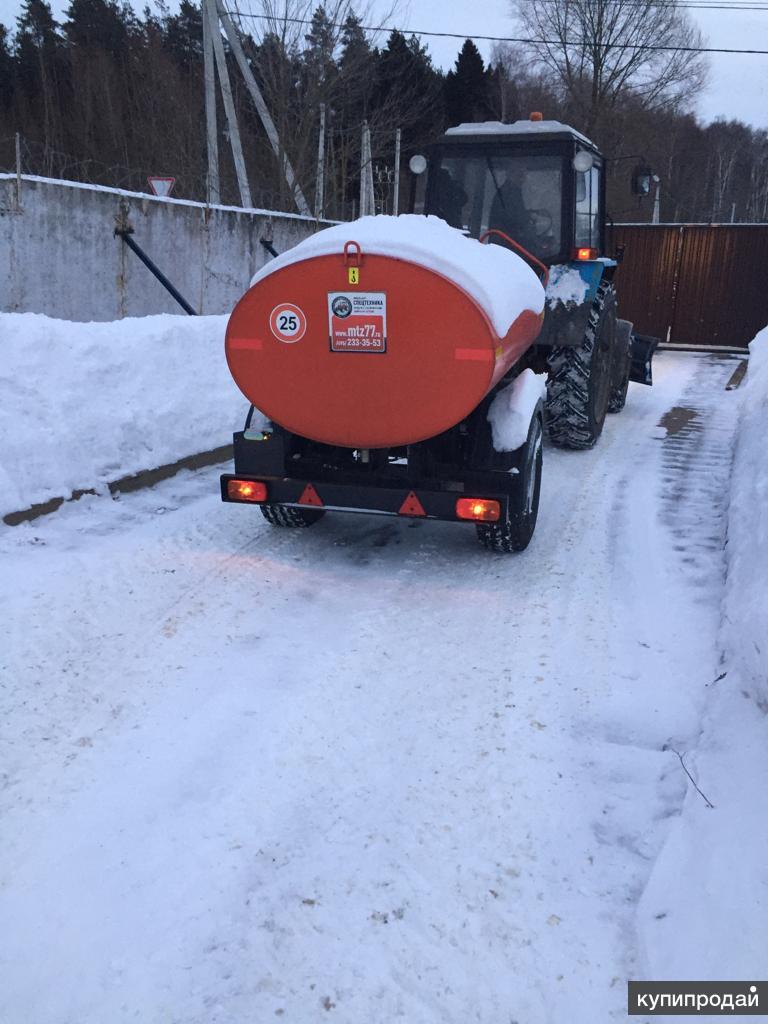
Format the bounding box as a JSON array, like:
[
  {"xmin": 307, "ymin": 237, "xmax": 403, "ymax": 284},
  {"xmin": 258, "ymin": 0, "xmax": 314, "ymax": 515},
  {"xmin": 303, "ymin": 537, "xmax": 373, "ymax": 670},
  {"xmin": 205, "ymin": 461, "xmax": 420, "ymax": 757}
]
[
  {"xmin": 250, "ymin": 214, "xmax": 545, "ymax": 338},
  {"xmin": 0, "ymin": 312, "xmax": 244, "ymax": 518},
  {"xmin": 487, "ymin": 370, "xmax": 547, "ymax": 451},
  {"xmin": 637, "ymin": 329, "xmax": 768, "ymax": 988},
  {"xmin": 722, "ymin": 326, "xmax": 768, "ymax": 706}
]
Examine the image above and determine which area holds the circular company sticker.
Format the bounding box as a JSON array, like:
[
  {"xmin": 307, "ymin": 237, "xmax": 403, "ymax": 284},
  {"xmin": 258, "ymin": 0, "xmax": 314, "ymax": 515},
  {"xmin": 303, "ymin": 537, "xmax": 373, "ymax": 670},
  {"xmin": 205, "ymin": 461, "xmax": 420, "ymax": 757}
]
[
  {"xmin": 269, "ymin": 303, "xmax": 307, "ymax": 343},
  {"xmin": 331, "ymin": 295, "xmax": 352, "ymax": 319}
]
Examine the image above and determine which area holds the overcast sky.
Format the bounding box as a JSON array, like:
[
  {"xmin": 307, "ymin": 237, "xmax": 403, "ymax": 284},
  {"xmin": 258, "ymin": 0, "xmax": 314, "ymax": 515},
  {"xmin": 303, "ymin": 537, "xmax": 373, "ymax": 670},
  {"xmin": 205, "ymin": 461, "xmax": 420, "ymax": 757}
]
[{"xmin": 0, "ymin": 0, "xmax": 766, "ymax": 129}]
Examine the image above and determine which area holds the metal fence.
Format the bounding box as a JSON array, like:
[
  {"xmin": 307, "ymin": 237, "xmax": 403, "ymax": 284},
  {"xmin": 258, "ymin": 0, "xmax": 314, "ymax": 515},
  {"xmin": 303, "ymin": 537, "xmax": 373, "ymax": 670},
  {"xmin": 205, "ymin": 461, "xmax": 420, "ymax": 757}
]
[{"xmin": 611, "ymin": 224, "xmax": 768, "ymax": 348}]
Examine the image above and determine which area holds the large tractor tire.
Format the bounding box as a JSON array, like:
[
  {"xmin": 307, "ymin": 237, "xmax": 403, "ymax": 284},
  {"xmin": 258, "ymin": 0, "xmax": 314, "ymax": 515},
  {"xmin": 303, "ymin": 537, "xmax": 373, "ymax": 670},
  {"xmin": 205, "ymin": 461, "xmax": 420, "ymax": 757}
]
[
  {"xmin": 476, "ymin": 407, "xmax": 543, "ymax": 553},
  {"xmin": 260, "ymin": 504, "xmax": 325, "ymax": 528},
  {"xmin": 608, "ymin": 318, "xmax": 633, "ymax": 413},
  {"xmin": 545, "ymin": 282, "xmax": 616, "ymax": 449}
]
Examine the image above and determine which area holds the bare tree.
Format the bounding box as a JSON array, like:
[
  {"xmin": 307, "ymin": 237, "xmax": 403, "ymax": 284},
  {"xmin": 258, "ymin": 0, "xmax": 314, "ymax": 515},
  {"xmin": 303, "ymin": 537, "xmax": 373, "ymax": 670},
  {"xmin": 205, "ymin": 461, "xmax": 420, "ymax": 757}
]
[
  {"xmin": 511, "ymin": 0, "xmax": 708, "ymax": 135},
  {"xmin": 488, "ymin": 42, "xmax": 562, "ymax": 123}
]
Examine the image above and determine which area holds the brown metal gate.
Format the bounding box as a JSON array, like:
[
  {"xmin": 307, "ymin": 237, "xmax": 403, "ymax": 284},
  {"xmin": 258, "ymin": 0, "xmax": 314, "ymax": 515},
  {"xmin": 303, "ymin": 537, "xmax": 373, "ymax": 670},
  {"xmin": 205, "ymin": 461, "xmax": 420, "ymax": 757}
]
[{"xmin": 611, "ymin": 224, "xmax": 768, "ymax": 347}]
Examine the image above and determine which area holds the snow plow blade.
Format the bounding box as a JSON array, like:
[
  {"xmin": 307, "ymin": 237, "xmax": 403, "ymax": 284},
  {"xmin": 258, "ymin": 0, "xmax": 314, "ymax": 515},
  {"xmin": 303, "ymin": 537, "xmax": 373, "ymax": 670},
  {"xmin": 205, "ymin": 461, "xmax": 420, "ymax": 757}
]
[{"xmin": 630, "ymin": 333, "xmax": 658, "ymax": 386}]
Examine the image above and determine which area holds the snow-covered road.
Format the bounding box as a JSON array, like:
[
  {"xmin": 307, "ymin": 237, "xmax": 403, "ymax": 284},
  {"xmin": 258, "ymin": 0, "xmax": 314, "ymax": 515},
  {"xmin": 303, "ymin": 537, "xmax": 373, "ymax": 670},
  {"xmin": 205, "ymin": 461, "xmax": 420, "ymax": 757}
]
[{"xmin": 0, "ymin": 353, "xmax": 744, "ymax": 1023}]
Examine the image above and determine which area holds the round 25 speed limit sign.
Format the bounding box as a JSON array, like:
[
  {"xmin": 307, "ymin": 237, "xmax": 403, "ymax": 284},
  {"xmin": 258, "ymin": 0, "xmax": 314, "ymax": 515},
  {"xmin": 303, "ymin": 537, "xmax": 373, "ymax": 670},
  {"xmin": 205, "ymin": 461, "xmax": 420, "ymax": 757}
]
[{"xmin": 269, "ymin": 303, "xmax": 307, "ymax": 343}]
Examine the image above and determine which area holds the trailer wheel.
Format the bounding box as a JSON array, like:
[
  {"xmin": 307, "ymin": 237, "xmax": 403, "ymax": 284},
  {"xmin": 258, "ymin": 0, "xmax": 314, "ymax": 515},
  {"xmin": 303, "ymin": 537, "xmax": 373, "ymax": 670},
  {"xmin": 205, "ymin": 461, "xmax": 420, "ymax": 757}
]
[
  {"xmin": 260, "ymin": 504, "xmax": 325, "ymax": 528},
  {"xmin": 476, "ymin": 410, "xmax": 543, "ymax": 553},
  {"xmin": 546, "ymin": 283, "xmax": 615, "ymax": 449},
  {"xmin": 608, "ymin": 318, "xmax": 632, "ymax": 413}
]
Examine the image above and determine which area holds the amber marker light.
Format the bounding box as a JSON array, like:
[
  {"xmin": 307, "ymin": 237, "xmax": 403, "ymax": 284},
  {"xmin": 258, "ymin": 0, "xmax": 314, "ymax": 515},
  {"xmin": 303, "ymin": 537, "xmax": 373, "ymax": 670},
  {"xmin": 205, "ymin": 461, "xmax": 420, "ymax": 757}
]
[
  {"xmin": 574, "ymin": 247, "xmax": 598, "ymax": 261},
  {"xmin": 456, "ymin": 498, "xmax": 501, "ymax": 522},
  {"xmin": 227, "ymin": 479, "xmax": 267, "ymax": 502}
]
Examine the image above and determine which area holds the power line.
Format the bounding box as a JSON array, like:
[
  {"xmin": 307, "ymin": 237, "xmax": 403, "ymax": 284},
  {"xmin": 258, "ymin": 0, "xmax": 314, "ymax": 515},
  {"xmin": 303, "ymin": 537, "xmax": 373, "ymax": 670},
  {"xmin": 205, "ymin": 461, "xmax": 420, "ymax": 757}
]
[
  {"xmin": 225, "ymin": 8, "xmax": 768, "ymax": 54},
  {"xmin": 519, "ymin": 0, "xmax": 768, "ymax": 7},
  {"xmin": 518, "ymin": 0, "xmax": 768, "ymax": 10},
  {"xmin": 524, "ymin": 1, "xmax": 768, "ymax": 8}
]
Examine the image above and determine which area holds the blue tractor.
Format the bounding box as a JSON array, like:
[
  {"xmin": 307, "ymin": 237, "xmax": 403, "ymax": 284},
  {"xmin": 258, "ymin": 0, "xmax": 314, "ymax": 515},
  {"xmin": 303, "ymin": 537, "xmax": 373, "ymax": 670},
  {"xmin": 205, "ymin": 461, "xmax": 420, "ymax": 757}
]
[{"xmin": 409, "ymin": 114, "xmax": 655, "ymax": 449}]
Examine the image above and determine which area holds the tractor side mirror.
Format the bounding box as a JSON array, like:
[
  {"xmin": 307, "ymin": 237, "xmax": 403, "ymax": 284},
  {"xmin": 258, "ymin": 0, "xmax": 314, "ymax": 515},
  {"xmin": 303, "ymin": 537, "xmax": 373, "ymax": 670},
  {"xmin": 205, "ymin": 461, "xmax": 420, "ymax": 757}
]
[{"xmin": 614, "ymin": 243, "xmax": 626, "ymax": 264}]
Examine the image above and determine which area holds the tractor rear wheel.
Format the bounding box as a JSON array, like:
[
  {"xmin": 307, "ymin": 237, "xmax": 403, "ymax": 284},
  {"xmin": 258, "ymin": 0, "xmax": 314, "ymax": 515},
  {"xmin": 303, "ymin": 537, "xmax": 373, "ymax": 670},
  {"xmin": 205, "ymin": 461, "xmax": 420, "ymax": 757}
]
[
  {"xmin": 546, "ymin": 283, "xmax": 616, "ymax": 449},
  {"xmin": 260, "ymin": 504, "xmax": 325, "ymax": 528},
  {"xmin": 476, "ymin": 409, "xmax": 543, "ymax": 553}
]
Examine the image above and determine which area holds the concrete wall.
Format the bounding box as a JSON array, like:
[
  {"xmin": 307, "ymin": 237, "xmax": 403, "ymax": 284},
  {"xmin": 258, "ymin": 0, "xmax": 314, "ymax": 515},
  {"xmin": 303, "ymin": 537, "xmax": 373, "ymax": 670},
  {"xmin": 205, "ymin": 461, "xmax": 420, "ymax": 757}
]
[{"xmin": 0, "ymin": 174, "xmax": 330, "ymax": 321}]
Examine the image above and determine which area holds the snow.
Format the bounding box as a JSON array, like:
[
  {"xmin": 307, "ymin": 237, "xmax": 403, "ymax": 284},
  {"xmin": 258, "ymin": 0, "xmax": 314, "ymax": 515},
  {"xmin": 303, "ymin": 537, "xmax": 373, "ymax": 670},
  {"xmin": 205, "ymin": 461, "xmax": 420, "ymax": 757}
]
[
  {"xmin": 546, "ymin": 264, "xmax": 590, "ymax": 307},
  {"xmin": 0, "ymin": 172, "xmax": 336, "ymax": 222},
  {"xmin": 0, "ymin": 312, "xmax": 243, "ymax": 518},
  {"xmin": 722, "ymin": 326, "xmax": 768, "ymax": 706},
  {"xmin": 487, "ymin": 369, "xmax": 548, "ymax": 451},
  {"xmin": 0, "ymin": 336, "xmax": 760, "ymax": 1022},
  {"xmin": 445, "ymin": 119, "xmax": 595, "ymax": 147},
  {"xmin": 636, "ymin": 333, "xmax": 768, "ymax": 1002},
  {"xmin": 249, "ymin": 214, "xmax": 546, "ymax": 339}
]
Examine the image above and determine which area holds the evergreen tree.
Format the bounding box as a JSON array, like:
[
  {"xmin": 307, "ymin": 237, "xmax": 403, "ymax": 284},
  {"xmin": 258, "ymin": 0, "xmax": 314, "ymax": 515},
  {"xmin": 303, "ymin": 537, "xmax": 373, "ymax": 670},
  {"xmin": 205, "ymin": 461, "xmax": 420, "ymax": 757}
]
[
  {"xmin": 303, "ymin": 5, "xmax": 335, "ymax": 88},
  {"xmin": 0, "ymin": 24, "xmax": 14, "ymax": 110},
  {"xmin": 14, "ymin": 0, "xmax": 67, "ymax": 163},
  {"xmin": 162, "ymin": 0, "xmax": 202, "ymax": 70},
  {"xmin": 444, "ymin": 39, "xmax": 490, "ymax": 127},
  {"xmin": 374, "ymin": 30, "xmax": 443, "ymax": 142},
  {"xmin": 339, "ymin": 12, "xmax": 368, "ymax": 72},
  {"xmin": 63, "ymin": 0, "xmax": 129, "ymax": 57},
  {"xmin": 337, "ymin": 12, "xmax": 372, "ymax": 121}
]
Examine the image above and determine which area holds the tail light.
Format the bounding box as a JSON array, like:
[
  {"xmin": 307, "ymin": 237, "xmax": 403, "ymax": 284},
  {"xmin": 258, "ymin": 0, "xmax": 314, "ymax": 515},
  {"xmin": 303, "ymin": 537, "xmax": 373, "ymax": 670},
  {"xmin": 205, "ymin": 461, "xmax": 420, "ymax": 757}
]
[
  {"xmin": 455, "ymin": 498, "xmax": 501, "ymax": 522},
  {"xmin": 227, "ymin": 479, "xmax": 267, "ymax": 502}
]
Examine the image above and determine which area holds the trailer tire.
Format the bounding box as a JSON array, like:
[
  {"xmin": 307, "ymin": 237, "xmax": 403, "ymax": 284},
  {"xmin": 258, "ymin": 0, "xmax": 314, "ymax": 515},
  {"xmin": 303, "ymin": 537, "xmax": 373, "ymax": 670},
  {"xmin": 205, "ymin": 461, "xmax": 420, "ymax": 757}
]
[
  {"xmin": 608, "ymin": 318, "xmax": 632, "ymax": 413},
  {"xmin": 546, "ymin": 283, "xmax": 615, "ymax": 449},
  {"xmin": 476, "ymin": 409, "xmax": 543, "ymax": 553},
  {"xmin": 260, "ymin": 504, "xmax": 325, "ymax": 528}
]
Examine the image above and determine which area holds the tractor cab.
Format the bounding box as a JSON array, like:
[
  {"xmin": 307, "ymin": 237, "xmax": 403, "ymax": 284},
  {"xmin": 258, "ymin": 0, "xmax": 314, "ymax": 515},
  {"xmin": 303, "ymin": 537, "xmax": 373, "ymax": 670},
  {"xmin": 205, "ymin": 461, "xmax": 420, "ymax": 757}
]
[
  {"xmin": 410, "ymin": 116, "xmax": 655, "ymax": 448},
  {"xmin": 411, "ymin": 116, "xmax": 605, "ymax": 268}
]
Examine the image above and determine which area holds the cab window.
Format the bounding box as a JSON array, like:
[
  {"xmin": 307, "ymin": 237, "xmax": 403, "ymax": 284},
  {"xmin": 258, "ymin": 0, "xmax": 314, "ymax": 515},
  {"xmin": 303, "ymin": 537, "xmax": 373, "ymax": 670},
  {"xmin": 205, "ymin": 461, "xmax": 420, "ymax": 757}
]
[
  {"xmin": 575, "ymin": 165, "xmax": 601, "ymax": 248},
  {"xmin": 431, "ymin": 153, "xmax": 564, "ymax": 261}
]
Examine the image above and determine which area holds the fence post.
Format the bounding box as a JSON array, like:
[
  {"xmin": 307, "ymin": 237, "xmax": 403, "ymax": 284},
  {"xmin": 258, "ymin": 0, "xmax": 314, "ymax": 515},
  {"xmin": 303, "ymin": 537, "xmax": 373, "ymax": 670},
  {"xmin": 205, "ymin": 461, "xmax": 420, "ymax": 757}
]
[
  {"xmin": 15, "ymin": 132, "xmax": 22, "ymax": 212},
  {"xmin": 393, "ymin": 127, "xmax": 401, "ymax": 215}
]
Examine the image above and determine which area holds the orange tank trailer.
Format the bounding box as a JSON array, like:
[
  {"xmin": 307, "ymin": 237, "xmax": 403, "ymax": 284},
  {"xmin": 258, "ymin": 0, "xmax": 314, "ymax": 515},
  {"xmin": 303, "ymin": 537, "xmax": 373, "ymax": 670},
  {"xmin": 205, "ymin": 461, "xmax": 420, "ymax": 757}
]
[{"xmin": 226, "ymin": 247, "xmax": 544, "ymax": 449}]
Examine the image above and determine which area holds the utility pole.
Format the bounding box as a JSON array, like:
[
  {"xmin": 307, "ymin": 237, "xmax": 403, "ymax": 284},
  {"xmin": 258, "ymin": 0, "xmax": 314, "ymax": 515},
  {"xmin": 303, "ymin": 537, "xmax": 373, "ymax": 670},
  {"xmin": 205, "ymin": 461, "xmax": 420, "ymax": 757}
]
[
  {"xmin": 202, "ymin": 0, "xmax": 219, "ymax": 204},
  {"xmin": 392, "ymin": 127, "xmax": 401, "ymax": 215},
  {"xmin": 652, "ymin": 175, "xmax": 661, "ymax": 224},
  {"xmin": 359, "ymin": 123, "xmax": 367, "ymax": 216},
  {"xmin": 360, "ymin": 121, "xmax": 374, "ymax": 216},
  {"xmin": 315, "ymin": 103, "xmax": 326, "ymax": 220},
  {"xmin": 216, "ymin": 0, "xmax": 311, "ymax": 216},
  {"xmin": 205, "ymin": 0, "xmax": 251, "ymax": 208}
]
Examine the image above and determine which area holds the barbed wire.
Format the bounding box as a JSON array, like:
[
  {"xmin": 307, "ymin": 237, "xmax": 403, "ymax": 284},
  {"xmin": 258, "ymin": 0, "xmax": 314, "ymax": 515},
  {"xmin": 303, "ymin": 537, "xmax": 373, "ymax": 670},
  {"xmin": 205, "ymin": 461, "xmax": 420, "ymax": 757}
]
[{"xmin": 0, "ymin": 127, "xmax": 405, "ymax": 219}]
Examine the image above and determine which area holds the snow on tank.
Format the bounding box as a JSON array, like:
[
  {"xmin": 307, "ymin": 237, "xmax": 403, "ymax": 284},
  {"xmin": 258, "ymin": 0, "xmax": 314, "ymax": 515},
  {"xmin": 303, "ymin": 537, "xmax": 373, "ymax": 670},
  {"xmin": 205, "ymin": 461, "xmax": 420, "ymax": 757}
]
[
  {"xmin": 444, "ymin": 119, "xmax": 595, "ymax": 148},
  {"xmin": 250, "ymin": 214, "xmax": 544, "ymax": 338}
]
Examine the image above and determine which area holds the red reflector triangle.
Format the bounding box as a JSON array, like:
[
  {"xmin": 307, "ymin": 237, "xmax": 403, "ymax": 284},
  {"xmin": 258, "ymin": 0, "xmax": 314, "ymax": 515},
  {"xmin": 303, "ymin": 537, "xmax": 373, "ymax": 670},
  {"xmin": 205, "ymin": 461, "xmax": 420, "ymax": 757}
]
[
  {"xmin": 298, "ymin": 483, "xmax": 323, "ymax": 506},
  {"xmin": 399, "ymin": 491, "xmax": 426, "ymax": 517}
]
